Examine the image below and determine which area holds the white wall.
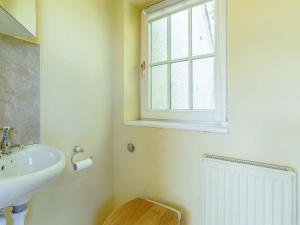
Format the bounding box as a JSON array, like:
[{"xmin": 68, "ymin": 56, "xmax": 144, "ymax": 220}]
[{"xmin": 113, "ymin": 0, "xmax": 300, "ymax": 224}]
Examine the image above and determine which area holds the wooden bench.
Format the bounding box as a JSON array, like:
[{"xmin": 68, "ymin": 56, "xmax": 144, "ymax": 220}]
[{"xmin": 103, "ymin": 198, "xmax": 180, "ymax": 225}]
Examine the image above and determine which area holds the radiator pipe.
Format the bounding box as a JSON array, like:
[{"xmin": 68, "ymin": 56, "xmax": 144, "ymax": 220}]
[{"xmin": 0, "ymin": 209, "xmax": 6, "ymax": 225}]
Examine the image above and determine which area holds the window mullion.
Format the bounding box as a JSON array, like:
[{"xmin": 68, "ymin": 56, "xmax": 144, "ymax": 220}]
[
  {"xmin": 191, "ymin": 53, "xmax": 214, "ymax": 60},
  {"xmin": 188, "ymin": 8, "xmax": 193, "ymax": 110},
  {"xmin": 167, "ymin": 16, "xmax": 171, "ymax": 110},
  {"xmin": 149, "ymin": 23, "xmax": 153, "ymax": 110}
]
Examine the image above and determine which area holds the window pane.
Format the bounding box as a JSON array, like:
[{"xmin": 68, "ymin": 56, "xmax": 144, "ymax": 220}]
[
  {"xmin": 171, "ymin": 10, "xmax": 189, "ymax": 60},
  {"xmin": 151, "ymin": 65, "xmax": 168, "ymax": 110},
  {"xmin": 171, "ymin": 61, "xmax": 189, "ymax": 110},
  {"xmin": 192, "ymin": 1, "xmax": 215, "ymax": 56},
  {"xmin": 193, "ymin": 57, "xmax": 215, "ymax": 110},
  {"xmin": 151, "ymin": 18, "xmax": 168, "ymax": 63}
]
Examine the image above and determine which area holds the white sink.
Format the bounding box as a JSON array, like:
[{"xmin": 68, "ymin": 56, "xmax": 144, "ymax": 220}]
[{"xmin": 0, "ymin": 144, "xmax": 66, "ymax": 209}]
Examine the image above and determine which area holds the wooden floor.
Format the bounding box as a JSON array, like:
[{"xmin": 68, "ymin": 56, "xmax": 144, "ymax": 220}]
[{"xmin": 103, "ymin": 198, "xmax": 180, "ymax": 225}]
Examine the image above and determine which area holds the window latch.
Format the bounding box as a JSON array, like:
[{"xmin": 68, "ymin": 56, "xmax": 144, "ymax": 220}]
[{"xmin": 141, "ymin": 61, "xmax": 146, "ymax": 71}]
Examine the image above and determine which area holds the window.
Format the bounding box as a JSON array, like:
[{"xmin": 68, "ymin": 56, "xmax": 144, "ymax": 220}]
[{"xmin": 138, "ymin": 0, "xmax": 227, "ymax": 132}]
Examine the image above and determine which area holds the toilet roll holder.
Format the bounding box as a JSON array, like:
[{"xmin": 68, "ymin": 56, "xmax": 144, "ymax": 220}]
[{"xmin": 71, "ymin": 145, "xmax": 93, "ymax": 166}]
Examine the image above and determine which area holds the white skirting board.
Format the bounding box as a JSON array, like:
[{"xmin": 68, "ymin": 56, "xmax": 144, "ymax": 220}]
[{"xmin": 202, "ymin": 155, "xmax": 296, "ymax": 225}]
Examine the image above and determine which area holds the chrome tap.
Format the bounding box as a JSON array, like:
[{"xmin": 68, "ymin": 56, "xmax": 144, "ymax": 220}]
[
  {"xmin": 1, "ymin": 127, "xmax": 12, "ymax": 153},
  {"xmin": 0, "ymin": 127, "xmax": 23, "ymax": 155}
]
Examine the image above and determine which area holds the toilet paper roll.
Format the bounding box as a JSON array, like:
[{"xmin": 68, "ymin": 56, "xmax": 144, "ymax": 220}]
[{"xmin": 73, "ymin": 158, "xmax": 93, "ymax": 172}]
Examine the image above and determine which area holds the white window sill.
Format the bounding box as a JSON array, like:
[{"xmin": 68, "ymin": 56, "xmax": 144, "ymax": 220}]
[{"xmin": 125, "ymin": 120, "xmax": 229, "ymax": 134}]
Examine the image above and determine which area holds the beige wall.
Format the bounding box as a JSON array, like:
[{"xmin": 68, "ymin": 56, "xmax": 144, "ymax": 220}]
[
  {"xmin": 124, "ymin": 1, "xmax": 141, "ymax": 121},
  {"xmin": 25, "ymin": 1, "xmax": 114, "ymax": 225},
  {"xmin": 113, "ymin": 0, "xmax": 300, "ymax": 224}
]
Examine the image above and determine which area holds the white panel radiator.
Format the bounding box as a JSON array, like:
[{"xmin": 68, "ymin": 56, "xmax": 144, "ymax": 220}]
[{"xmin": 202, "ymin": 154, "xmax": 296, "ymax": 225}]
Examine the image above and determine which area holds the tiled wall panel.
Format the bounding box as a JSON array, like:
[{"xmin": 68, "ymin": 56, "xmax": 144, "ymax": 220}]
[{"xmin": 0, "ymin": 34, "xmax": 40, "ymax": 144}]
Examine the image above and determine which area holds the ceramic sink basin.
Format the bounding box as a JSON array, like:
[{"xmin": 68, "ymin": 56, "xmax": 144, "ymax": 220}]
[{"xmin": 0, "ymin": 144, "xmax": 66, "ymax": 209}]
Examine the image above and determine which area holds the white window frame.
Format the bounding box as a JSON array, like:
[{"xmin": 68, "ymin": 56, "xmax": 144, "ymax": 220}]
[{"xmin": 136, "ymin": 0, "xmax": 227, "ymax": 132}]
